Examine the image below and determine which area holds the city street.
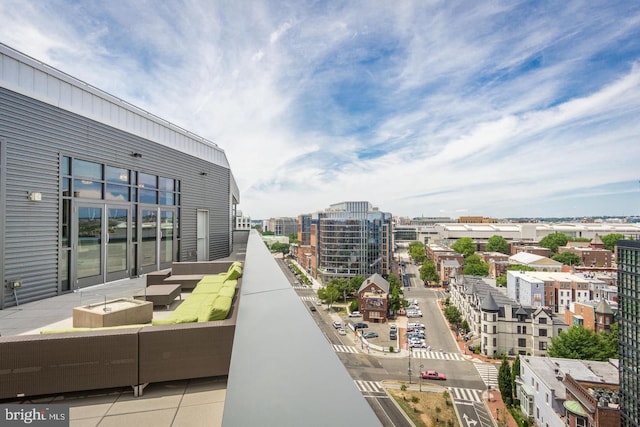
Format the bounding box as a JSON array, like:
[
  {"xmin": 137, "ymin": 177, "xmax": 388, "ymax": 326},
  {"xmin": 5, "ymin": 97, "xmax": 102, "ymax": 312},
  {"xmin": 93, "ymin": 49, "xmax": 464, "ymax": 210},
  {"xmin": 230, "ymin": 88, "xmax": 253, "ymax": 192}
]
[{"xmin": 278, "ymin": 256, "xmax": 498, "ymax": 427}]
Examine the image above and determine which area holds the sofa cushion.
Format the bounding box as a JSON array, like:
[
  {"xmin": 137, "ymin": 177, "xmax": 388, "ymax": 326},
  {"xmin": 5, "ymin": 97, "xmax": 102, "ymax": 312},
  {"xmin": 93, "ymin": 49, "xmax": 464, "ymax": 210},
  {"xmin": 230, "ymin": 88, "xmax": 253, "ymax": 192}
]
[{"xmin": 152, "ymin": 315, "xmax": 198, "ymax": 326}]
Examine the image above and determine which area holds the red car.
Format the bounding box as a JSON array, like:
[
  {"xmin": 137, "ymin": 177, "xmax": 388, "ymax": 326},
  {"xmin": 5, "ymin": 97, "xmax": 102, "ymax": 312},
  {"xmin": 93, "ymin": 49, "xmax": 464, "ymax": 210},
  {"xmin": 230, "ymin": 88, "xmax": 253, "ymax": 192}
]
[{"xmin": 421, "ymin": 370, "xmax": 446, "ymax": 381}]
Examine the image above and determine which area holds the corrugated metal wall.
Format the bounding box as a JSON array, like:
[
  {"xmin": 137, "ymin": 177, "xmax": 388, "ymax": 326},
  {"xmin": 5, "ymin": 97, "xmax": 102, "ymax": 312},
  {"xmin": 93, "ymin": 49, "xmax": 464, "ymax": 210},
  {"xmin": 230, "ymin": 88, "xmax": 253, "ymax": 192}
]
[{"xmin": 0, "ymin": 87, "xmax": 232, "ymax": 308}]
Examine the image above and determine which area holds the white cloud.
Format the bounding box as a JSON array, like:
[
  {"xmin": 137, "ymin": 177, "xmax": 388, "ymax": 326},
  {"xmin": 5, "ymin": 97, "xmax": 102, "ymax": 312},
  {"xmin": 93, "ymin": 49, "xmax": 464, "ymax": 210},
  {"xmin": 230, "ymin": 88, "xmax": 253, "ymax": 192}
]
[{"xmin": 1, "ymin": 0, "xmax": 639, "ymax": 219}]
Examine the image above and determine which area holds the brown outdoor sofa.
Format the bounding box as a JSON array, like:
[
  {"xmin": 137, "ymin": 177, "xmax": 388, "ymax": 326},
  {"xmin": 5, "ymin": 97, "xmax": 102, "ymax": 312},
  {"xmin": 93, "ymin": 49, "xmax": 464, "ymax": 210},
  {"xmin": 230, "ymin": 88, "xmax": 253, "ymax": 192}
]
[{"xmin": 0, "ymin": 261, "xmax": 240, "ymax": 401}]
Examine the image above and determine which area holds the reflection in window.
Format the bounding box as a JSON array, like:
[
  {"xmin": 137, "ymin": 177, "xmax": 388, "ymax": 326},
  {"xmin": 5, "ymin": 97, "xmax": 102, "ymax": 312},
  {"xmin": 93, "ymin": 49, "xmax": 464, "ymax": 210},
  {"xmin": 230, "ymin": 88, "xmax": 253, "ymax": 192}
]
[
  {"xmin": 140, "ymin": 188, "xmax": 157, "ymax": 204},
  {"xmin": 62, "ymin": 156, "xmax": 71, "ymax": 175},
  {"xmin": 106, "ymin": 184, "xmax": 130, "ymax": 201},
  {"xmin": 159, "ymin": 191, "xmax": 174, "ymax": 205},
  {"xmin": 73, "ymin": 159, "xmax": 102, "ymax": 180},
  {"xmin": 160, "ymin": 210, "xmax": 174, "ymax": 263},
  {"xmin": 159, "ymin": 177, "xmax": 174, "ymax": 191},
  {"xmin": 106, "ymin": 166, "xmax": 129, "ymax": 183},
  {"xmin": 141, "ymin": 209, "xmax": 157, "ymax": 267},
  {"xmin": 62, "ymin": 178, "xmax": 71, "ymax": 197},
  {"xmin": 73, "ymin": 179, "xmax": 102, "ymax": 199},
  {"xmin": 139, "ymin": 173, "xmax": 157, "ymax": 189}
]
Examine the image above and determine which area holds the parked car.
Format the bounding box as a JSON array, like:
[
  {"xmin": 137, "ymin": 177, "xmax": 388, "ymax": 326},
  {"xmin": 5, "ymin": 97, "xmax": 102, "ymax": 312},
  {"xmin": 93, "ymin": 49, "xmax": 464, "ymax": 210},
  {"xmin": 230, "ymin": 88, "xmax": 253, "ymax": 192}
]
[
  {"xmin": 362, "ymin": 332, "xmax": 378, "ymax": 339},
  {"xmin": 389, "ymin": 324, "xmax": 398, "ymax": 331},
  {"xmin": 348, "ymin": 311, "xmax": 362, "ymax": 317},
  {"xmin": 421, "ymin": 370, "xmax": 446, "ymax": 381},
  {"xmin": 389, "ymin": 331, "xmax": 397, "ymax": 340},
  {"xmin": 338, "ymin": 328, "xmax": 346, "ymax": 335},
  {"xmin": 408, "ymin": 323, "xmax": 425, "ymax": 329},
  {"xmin": 353, "ymin": 322, "xmax": 368, "ymax": 329},
  {"xmin": 332, "ymin": 321, "xmax": 342, "ymax": 329},
  {"xmin": 309, "ymin": 305, "xmax": 317, "ymax": 312}
]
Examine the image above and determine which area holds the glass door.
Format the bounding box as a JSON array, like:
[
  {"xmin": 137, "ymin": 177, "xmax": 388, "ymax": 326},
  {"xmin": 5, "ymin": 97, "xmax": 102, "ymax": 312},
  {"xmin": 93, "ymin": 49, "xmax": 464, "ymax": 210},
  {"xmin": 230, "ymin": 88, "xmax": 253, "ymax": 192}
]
[
  {"xmin": 76, "ymin": 204, "xmax": 104, "ymax": 288},
  {"xmin": 106, "ymin": 206, "xmax": 129, "ymax": 282},
  {"xmin": 139, "ymin": 207, "xmax": 158, "ymax": 274}
]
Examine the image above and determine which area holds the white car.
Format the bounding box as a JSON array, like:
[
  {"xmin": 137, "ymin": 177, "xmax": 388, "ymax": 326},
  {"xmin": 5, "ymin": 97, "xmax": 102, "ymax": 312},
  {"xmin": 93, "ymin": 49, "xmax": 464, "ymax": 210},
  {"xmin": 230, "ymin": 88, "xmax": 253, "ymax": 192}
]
[
  {"xmin": 348, "ymin": 311, "xmax": 362, "ymax": 317},
  {"xmin": 332, "ymin": 321, "xmax": 342, "ymax": 329},
  {"xmin": 337, "ymin": 328, "xmax": 346, "ymax": 335}
]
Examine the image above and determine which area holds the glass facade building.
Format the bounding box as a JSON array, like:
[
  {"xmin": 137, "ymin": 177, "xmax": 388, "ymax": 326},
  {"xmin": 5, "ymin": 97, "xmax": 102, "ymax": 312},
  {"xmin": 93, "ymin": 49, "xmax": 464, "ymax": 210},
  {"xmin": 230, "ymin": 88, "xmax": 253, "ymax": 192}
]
[
  {"xmin": 618, "ymin": 239, "xmax": 640, "ymax": 427},
  {"xmin": 312, "ymin": 201, "xmax": 392, "ymax": 284}
]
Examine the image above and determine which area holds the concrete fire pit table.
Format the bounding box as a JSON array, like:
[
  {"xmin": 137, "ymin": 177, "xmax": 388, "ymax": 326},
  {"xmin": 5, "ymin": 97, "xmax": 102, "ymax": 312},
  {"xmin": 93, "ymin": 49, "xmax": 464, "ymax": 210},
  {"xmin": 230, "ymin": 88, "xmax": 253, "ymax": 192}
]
[{"xmin": 73, "ymin": 297, "xmax": 153, "ymax": 328}]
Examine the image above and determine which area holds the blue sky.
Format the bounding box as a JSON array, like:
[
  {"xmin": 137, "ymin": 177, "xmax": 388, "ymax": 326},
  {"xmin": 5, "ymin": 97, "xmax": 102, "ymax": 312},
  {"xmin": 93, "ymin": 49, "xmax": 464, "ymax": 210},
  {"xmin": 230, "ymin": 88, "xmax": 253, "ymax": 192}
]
[{"xmin": 2, "ymin": 1, "xmax": 640, "ymax": 219}]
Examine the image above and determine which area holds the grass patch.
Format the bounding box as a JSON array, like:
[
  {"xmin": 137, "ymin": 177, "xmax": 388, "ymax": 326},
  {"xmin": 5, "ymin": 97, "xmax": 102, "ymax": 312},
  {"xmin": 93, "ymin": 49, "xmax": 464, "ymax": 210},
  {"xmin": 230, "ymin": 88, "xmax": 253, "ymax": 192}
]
[{"xmin": 388, "ymin": 388, "xmax": 459, "ymax": 427}]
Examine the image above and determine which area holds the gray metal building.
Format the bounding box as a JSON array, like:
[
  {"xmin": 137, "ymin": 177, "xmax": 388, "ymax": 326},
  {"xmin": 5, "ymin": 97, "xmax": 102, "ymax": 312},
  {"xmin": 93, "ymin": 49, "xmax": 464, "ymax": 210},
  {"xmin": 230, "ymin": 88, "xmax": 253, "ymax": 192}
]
[{"xmin": 0, "ymin": 43, "xmax": 239, "ymax": 309}]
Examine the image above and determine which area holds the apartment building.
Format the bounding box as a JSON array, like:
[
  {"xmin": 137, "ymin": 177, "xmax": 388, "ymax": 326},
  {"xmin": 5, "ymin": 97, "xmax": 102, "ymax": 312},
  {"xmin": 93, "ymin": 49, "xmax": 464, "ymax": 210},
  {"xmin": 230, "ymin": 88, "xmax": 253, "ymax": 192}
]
[
  {"xmin": 265, "ymin": 217, "xmax": 298, "ymax": 236},
  {"xmin": 617, "ymin": 239, "xmax": 640, "ymax": 427},
  {"xmin": 558, "ymin": 244, "xmax": 613, "ymax": 267},
  {"xmin": 425, "ymin": 243, "xmax": 464, "ymax": 284},
  {"xmin": 517, "ymin": 356, "xmax": 620, "ymax": 427},
  {"xmin": 449, "ymin": 275, "xmax": 567, "ymax": 357},
  {"xmin": 564, "ymin": 299, "xmax": 617, "ymax": 332},
  {"xmin": 507, "ymin": 271, "xmax": 608, "ymax": 315}
]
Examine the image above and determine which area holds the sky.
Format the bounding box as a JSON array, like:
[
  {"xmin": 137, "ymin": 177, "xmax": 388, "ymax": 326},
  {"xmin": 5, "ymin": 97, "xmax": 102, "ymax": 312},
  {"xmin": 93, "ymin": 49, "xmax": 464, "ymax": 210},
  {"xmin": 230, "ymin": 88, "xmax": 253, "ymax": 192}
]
[{"xmin": 1, "ymin": 1, "xmax": 640, "ymax": 220}]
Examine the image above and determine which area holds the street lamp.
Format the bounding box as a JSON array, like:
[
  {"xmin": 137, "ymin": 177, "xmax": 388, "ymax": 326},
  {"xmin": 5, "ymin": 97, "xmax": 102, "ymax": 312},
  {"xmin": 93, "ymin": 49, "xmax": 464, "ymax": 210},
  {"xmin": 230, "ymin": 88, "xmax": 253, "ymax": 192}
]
[
  {"xmin": 408, "ymin": 348, "xmax": 412, "ymax": 384},
  {"xmin": 419, "ymin": 364, "xmax": 424, "ymax": 392}
]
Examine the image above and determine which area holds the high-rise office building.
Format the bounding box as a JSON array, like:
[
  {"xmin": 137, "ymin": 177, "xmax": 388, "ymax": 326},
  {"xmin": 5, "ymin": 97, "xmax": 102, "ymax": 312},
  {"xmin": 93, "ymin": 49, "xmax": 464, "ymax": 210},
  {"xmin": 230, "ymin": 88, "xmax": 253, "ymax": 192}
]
[
  {"xmin": 309, "ymin": 201, "xmax": 392, "ymax": 284},
  {"xmin": 618, "ymin": 239, "xmax": 640, "ymax": 427}
]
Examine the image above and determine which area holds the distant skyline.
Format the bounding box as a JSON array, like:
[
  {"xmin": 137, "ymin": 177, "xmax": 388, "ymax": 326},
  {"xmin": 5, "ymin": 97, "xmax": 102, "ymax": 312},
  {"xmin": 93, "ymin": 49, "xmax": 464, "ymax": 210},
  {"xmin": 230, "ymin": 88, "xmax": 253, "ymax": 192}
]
[{"xmin": 1, "ymin": 1, "xmax": 639, "ymax": 219}]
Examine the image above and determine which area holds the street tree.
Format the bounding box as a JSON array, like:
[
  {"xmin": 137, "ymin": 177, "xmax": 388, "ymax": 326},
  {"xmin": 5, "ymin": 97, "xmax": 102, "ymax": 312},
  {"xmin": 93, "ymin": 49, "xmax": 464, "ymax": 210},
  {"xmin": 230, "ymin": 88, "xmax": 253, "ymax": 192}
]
[
  {"xmin": 463, "ymin": 253, "xmax": 489, "ymax": 276},
  {"xmin": 601, "ymin": 233, "xmax": 624, "ymax": 251},
  {"xmin": 552, "ymin": 252, "xmax": 581, "ymax": 266},
  {"xmin": 420, "ymin": 259, "xmax": 440, "ymax": 285},
  {"xmin": 539, "ymin": 232, "xmax": 569, "ymax": 253},
  {"xmin": 511, "ymin": 355, "xmax": 521, "ymax": 401},
  {"xmin": 452, "ymin": 237, "xmax": 475, "ymax": 257},
  {"xmin": 317, "ymin": 285, "xmax": 340, "ymax": 308},
  {"xmin": 548, "ymin": 326, "xmax": 616, "ymax": 361},
  {"xmin": 444, "ymin": 305, "xmax": 462, "ymax": 328},
  {"xmin": 486, "ymin": 235, "xmax": 509, "ymax": 254},
  {"xmin": 408, "ymin": 241, "xmax": 426, "ymax": 264},
  {"xmin": 270, "ymin": 242, "xmax": 290, "ymax": 255},
  {"xmin": 498, "ymin": 356, "xmax": 513, "ymax": 407}
]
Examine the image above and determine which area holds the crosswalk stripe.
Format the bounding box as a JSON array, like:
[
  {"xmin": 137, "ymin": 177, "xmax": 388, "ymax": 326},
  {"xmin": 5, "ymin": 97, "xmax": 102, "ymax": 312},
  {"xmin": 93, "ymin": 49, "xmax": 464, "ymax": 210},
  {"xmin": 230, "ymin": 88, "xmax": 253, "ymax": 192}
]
[
  {"xmin": 410, "ymin": 350, "xmax": 464, "ymax": 361},
  {"xmin": 447, "ymin": 387, "xmax": 483, "ymax": 403},
  {"xmin": 333, "ymin": 345, "xmax": 358, "ymax": 354},
  {"xmin": 354, "ymin": 380, "xmax": 384, "ymax": 394},
  {"xmin": 474, "ymin": 363, "xmax": 499, "ymax": 388}
]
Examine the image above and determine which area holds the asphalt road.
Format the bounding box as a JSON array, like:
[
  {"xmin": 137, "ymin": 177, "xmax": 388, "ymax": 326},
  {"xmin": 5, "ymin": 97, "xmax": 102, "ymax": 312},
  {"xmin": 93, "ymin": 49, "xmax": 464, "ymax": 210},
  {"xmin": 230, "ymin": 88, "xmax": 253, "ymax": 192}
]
[{"xmin": 278, "ymin": 256, "xmax": 495, "ymax": 427}]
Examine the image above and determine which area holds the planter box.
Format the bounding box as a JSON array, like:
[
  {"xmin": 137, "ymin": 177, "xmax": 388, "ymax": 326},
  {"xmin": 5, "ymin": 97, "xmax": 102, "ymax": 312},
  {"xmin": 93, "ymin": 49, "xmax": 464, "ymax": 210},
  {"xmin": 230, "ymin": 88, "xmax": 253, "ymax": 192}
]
[{"xmin": 73, "ymin": 298, "xmax": 153, "ymax": 328}]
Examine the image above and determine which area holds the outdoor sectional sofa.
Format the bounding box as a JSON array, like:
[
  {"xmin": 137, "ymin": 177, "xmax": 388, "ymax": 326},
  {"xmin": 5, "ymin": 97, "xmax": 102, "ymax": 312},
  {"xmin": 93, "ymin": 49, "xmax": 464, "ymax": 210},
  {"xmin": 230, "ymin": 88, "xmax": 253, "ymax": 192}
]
[{"xmin": 0, "ymin": 260, "xmax": 241, "ymax": 401}]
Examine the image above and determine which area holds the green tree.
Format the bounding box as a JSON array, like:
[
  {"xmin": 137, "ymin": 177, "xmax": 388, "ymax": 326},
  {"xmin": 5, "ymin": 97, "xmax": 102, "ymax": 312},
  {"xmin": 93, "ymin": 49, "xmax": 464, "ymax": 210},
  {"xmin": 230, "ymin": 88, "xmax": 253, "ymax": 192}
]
[
  {"xmin": 420, "ymin": 259, "xmax": 440, "ymax": 285},
  {"xmin": 388, "ymin": 274, "xmax": 403, "ymax": 312},
  {"xmin": 601, "ymin": 233, "xmax": 624, "ymax": 251},
  {"xmin": 288, "ymin": 233, "xmax": 298, "ymax": 243},
  {"xmin": 548, "ymin": 326, "xmax": 613, "ymax": 361},
  {"xmin": 539, "ymin": 232, "xmax": 569, "ymax": 254},
  {"xmin": 463, "ymin": 254, "xmax": 489, "ymax": 276},
  {"xmin": 498, "ymin": 356, "xmax": 513, "ymax": 407},
  {"xmin": 552, "ymin": 251, "xmax": 581, "ymax": 266},
  {"xmin": 317, "ymin": 285, "xmax": 340, "ymax": 308},
  {"xmin": 408, "ymin": 241, "xmax": 426, "ymax": 264},
  {"xmin": 496, "ymin": 276, "xmax": 507, "ymax": 287},
  {"xmin": 511, "ymin": 355, "xmax": 521, "ymax": 402},
  {"xmin": 327, "ymin": 278, "xmax": 351, "ymax": 303},
  {"xmin": 486, "ymin": 235, "xmax": 509, "ymax": 254},
  {"xmin": 262, "ymin": 230, "xmax": 275, "ymax": 236},
  {"xmin": 270, "ymin": 242, "xmax": 290, "ymax": 255},
  {"xmin": 444, "ymin": 305, "xmax": 462, "ymax": 328},
  {"xmin": 451, "ymin": 237, "xmax": 476, "ymax": 257},
  {"xmin": 598, "ymin": 322, "xmax": 619, "ymax": 359}
]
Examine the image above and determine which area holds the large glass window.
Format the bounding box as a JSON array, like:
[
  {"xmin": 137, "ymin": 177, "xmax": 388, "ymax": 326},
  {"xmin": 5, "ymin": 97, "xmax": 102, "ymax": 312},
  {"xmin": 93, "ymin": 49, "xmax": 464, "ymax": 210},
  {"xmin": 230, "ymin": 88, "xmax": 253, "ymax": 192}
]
[
  {"xmin": 73, "ymin": 159, "xmax": 102, "ymax": 180},
  {"xmin": 105, "ymin": 166, "xmax": 129, "ymax": 184},
  {"xmin": 73, "ymin": 179, "xmax": 102, "ymax": 199}
]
